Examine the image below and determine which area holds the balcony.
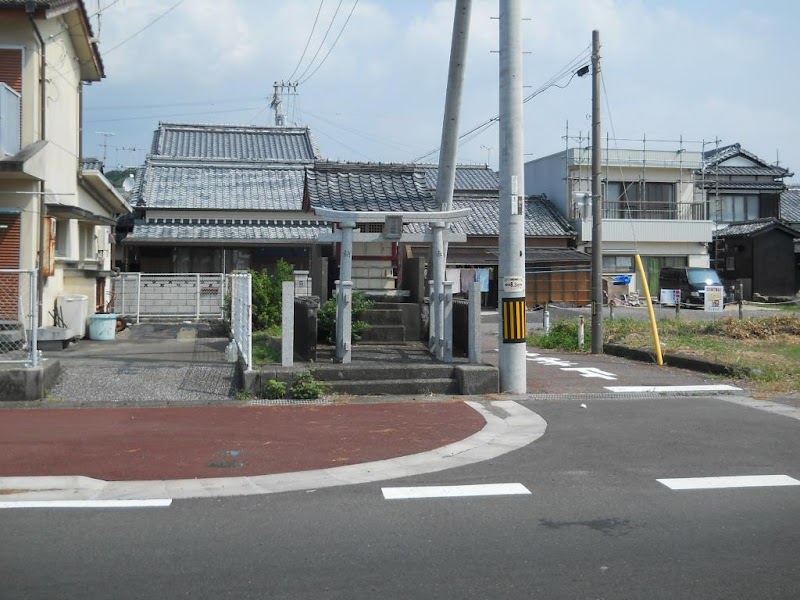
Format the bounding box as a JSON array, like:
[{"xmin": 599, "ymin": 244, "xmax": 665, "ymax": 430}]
[
  {"xmin": 572, "ymin": 201, "xmax": 713, "ymax": 244},
  {"xmin": 0, "ymin": 83, "xmax": 21, "ymax": 157}
]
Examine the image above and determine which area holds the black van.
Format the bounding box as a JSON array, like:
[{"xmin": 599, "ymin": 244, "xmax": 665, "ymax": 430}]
[{"xmin": 659, "ymin": 267, "xmax": 729, "ymax": 307}]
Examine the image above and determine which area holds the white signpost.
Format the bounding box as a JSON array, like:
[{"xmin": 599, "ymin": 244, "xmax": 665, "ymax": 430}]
[{"xmin": 704, "ymin": 285, "xmax": 724, "ymax": 312}]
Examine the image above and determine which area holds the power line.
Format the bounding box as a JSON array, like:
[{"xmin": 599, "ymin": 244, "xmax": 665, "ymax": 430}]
[
  {"xmin": 87, "ymin": 97, "xmax": 264, "ymax": 111},
  {"xmin": 411, "ymin": 47, "xmax": 591, "ymax": 163},
  {"xmin": 294, "ymin": 0, "xmax": 344, "ymax": 83},
  {"xmin": 286, "ymin": 0, "xmax": 326, "ymax": 82},
  {"xmin": 85, "ymin": 105, "xmax": 261, "ymax": 124},
  {"xmin": 297, "ymin": 0, "xmax": 359, "ymax": 85},
  {"xmin": 103, "ymin": 0, "xmax": 185, "ymax": 55}
]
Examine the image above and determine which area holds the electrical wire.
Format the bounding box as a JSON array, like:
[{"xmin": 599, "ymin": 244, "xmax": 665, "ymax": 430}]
[
  {"xmin": 297, "ymin": 0, "xmax": 359, "ymax": 85},
  {"xmin": 286, "ymin": 0, "xmax": 326, "ymax": 83},
  {"xmin": 103, "ymin": 0, "xmax": 186, "ymax": 55},
  {"xmin": 410, "ymin": 46, "xmax": 591, "ymax": 163},
  {"xmin": 86, "ymin": 105, "xmax": 261, "ymax": 124},
  {"xmin": 294, "ymin": 0, "xmax": 344, "ymax": 83},
  {"xmin": 88, "ymin": 97, "xmax": 265, "ymax": 111}
]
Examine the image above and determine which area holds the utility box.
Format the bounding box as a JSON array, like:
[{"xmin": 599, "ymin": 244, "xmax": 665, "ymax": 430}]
[{"xmin": 58, "ymin": 294, "xmax": 88, "ymax": 338}]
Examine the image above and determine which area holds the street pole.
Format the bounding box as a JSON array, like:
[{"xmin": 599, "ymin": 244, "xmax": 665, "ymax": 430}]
[
  {"xmin": 498, "ymin": 0, "xmax": 526, "ymax": 393},
  {"xmin": 432, "ymin": 0, "xmax": 472, "ymax": 359},
  {"xmin": 590, "ymin": 29, "xmax": 603, "ymax": 354}
]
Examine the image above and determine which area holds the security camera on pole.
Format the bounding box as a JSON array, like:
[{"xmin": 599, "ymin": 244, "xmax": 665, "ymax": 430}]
[{"xmin": 498, "ymin": 0, "xmax": 526, "ymax": 394}]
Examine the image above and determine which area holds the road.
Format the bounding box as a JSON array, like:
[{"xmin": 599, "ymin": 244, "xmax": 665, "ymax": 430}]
[{"xmin": 3, "ymin": 391, "xmax": 798, "ymax": 599}]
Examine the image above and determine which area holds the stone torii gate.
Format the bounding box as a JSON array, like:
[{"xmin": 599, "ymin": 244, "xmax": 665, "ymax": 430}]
[{"xmin": 314, "ymin": 207, "xmax": 471, "ymax": 364}]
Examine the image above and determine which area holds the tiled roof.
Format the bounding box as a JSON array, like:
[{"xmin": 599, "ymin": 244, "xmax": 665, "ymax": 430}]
[
  {"xmin": 698, "ymin": 181, "xmax": 785, "ymax": 191},
  {"xmin": 403, "ymin": 195, "xmax": 574, "ymax": 238},
  {"xmin": 124, "ymin": 221, "xmax": 330, "ymax": 243},
  {"xmin": 780, "ymin": 187, "xmax": 800, "ymax": 223},
  {"xmin": 306, "ymin": 162, "xmax": 438, "ymax": 212},
  {"xmin": 525, "ymin": 247, "xmax": 592, "ymax": 265},
  {"xmin": 80, "ymin": 157, "xmax": 103, "ymax": 172},
  {"xmin": 714, "ymin": 218, "xmax": 800, "ymax": 238},
  {"xmin": 418, "ymin": 164, "xmax": 500, "ymax": 192},
  {"xmin": 137, "ymin": 163, "xmax": 305, "ymax": 210},
  {"xmin": 700, "ymin": 142, "xmax": 792, "ymax": 177},
  {"xmin": 705, "ymin": 166, "xmax": 788, "ymax": 177},
  {"xmin": 0, "ymin": 1, "xmax": 76, "ymax": 9},
  {"xmin": 150, "ymin": 123, "xmax": 321, "ymax": 163}
]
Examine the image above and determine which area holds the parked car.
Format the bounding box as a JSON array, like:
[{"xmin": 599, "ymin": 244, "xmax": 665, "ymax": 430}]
[{"xmin": 659, "ymin": 267, "xmax": 729, "ymax": 307}]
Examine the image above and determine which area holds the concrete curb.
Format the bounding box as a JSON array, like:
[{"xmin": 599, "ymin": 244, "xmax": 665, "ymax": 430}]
[
  {"xmin": 0, "ymin": 399, "xmax": 547, "ymax": 502},
  {"xmin": 604, "ymin": 344, "xmax": 743, "ymax": 377}
]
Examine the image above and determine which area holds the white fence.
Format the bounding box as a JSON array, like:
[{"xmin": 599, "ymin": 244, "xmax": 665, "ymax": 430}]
[
  {"xmin": 113, "ymin": 273, "xmax": 226, "ymax": 321},
  {"xmin": 0, "ymin": 269, "xmax": 38, "ymax": 366},
  {"xmin": 229, "ymin": 272, "xmax": 252, "ymax": 371}
]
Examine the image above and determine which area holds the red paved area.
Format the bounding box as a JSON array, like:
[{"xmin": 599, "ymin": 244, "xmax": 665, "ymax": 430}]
[{"xmin": 0, "ymin": 403, "xmax": 485, "ymax": 481}]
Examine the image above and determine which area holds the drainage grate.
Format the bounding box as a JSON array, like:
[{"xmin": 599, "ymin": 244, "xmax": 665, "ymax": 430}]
[{"xmin": 249, "ymin": 398, "xmax": 334, "ymax": 406}]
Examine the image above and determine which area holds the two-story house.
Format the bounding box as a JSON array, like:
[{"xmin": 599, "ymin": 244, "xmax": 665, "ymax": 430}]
[
  {"xmin": 0, "ymin": 0, "xmax": 130, "ymax": 339},
  {"xmin": 525, "ymin": 144, "xmax": 712, "ymax": 296},
  {"xmin": 524, "ymin": 140, "xmax": 793, "ymax": 298}
]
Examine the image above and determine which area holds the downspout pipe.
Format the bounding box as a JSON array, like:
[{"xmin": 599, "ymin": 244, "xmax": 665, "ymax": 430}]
[{"xmin": 27, "ymin": 3, "xmax": 47, "ymax": 327}]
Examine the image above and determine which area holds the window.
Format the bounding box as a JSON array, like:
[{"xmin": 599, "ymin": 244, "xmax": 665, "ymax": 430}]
[
  {"xmin": 711, "ymin": 194, "xmax": 760, "ymax": 222},
  {"xmin": 55, "ymin": 220, "xmax": 70, "ymax": 257},
  {"xmin": 79, "ymin": 224, "xmax": 97, "ymax": 259},
  {"xmin": 604, "ymin": 181, "xmax": 675, "ymax": 219},
  {"xmin": 602, "ymin": 255, "xmax": 634, "ymax": 273}
]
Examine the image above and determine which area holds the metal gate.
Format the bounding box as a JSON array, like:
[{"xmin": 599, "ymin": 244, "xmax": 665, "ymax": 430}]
[{"xmin": 113, "ymin": 273, "xmax": 226, "ymax": 321}]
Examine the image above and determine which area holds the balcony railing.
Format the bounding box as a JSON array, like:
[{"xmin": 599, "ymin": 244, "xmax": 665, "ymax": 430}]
[
  {"xmin": 602, "ymin": 200, "xmax": 707, "ymax": 221},
  {"xmin": 0, "ymin": 82, "xmax": 21, "ymax": 157}
]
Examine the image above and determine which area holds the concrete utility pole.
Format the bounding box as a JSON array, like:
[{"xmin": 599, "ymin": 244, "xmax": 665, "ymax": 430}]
[
  {"xmin": 590, "ymin": 29, "xmax": 603, "ymax": 354},
  {"xmin": 498, "ymin": 0, "xmax": 527, "ymax": 393},
  {"xmin": 431, "ymin": 0, "xmax": 472, "ymax": 359}
]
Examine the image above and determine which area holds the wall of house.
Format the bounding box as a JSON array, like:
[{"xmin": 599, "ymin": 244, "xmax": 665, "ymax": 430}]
[
  {"xmin": 754, "ymin": 233, "xmax": 797, "ymax": 297},
  {"xmin": 524, "ymin": 152, "xmax": 568, "ymax": 214}
]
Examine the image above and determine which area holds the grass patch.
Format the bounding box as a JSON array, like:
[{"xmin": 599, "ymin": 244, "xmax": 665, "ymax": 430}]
[
  {"xmin": 600, "ymin": 315, "xmax": 800, "ymax": 394},
  {"xmin": 252, "ymin": 330, "xmax": 281, "ymax": 365}
]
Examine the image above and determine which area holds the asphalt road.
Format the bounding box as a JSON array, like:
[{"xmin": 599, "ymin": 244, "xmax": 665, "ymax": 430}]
[{"xmin": 3, "ymin": 394, "xmax": 798, "ymax": 599}]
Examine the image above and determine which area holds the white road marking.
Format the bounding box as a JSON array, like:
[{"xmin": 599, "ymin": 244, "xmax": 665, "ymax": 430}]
[
  {"xmin": 382, "ymin": 483, "xmax": 531, "ymax": 500},
  {"xmin": 561, "ymin": 367, "xmax": 618, "ymax": 380},
  {"xmin": 0, "ymin": 499, "xmax": 173, "ymax": 509},
  {"xmin": 605, "ymin": 384, "xmax": 741, "ymax": 393},
  {"xmin": 530, "ymin": 357, "xmax": 576, "ymax": 367},
  {"xmin": 657, "ymin": 475, "xmax": 800, "ymax": 490}
]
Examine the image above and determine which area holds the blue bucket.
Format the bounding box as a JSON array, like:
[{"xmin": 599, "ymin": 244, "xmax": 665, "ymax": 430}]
[{"xmin": 88, "ymin": 313, "xmax": 117, "ymax": 341}]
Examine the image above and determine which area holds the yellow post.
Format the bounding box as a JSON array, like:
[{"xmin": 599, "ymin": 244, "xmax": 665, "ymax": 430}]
[{"xmin": 634, "ymin": 254, "xmax": 664, "ymax": 366}]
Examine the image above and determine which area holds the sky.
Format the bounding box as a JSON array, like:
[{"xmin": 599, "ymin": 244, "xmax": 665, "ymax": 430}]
[{"xmin": 82, "ymin": 0, "xmax": 798, "ymax": 183}]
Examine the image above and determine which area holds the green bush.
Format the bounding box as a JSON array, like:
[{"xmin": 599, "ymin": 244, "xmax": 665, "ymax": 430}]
[
  {"xmin": 317, "ymin": 291, "xmax": 373, "ymax": 344},
  {"xmin": 529, "ymin": 318, "xmax": 591, "ymax": 351},
  {"xmin": 261, "ymin": 379, "xmax": 287, "ymax": 399},
  {"xmin": 288, "ymin": 371, "xmax": 328, "ymax": 400},
  {"xmin": 251, "ymin": 260, "xmax": 294, "ymax": 331}
]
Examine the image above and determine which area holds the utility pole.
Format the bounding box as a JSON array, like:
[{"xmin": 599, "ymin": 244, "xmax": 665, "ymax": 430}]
[
  {"xmin": 270, "ymin": 81, "xmax": 285, "ymax": 126},
  {"xmin": 498, "ymin": 0, "xmax": 527, "ymax": 393},
  {"xmin": 590, "ymin": 29, "xmax": 603, "ymax": 354},
  {"xmin": 432, "ymin": 0, "xmax": 472, "ymax": 359}
]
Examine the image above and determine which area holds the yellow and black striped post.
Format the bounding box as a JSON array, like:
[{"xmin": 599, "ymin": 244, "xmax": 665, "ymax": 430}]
[{"xmin": 502, "ymin": 297, "xmax": 527, "ymax": 343}]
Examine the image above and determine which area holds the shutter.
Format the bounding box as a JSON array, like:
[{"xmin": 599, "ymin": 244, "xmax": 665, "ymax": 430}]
[
  {"xmin": 0, "ymin": 49, "xmax": 23, "ymax": 93},
  {"xmin": 0, "ymin": 214, "xmax": 21, "ymax": 320}
]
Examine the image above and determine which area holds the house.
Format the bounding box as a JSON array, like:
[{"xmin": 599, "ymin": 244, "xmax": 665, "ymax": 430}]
[
  {"xmin": 780, "ymin": 186, "xmax": 800, "ymax": 292},
  {"xmin": 123, "ymin": 122, "xmax": 332, "ymax": 294},
  {"xmin": 714, "ymin": 218, "xmax": 800, "ymax": 300},
  {"xmin": 0, "ymin": 0, "xmax": 130, "ymax": 337},
  {"xmin": 525, "ymin": 144, "xmax": 712, "ymax": 297},
  {"xmin": 524, "ymin": 140, "xmax": 793, "ymax": 299},
  {"xmin": 700, "ymin": 143, "xmax": 792, "ymax": 228}
]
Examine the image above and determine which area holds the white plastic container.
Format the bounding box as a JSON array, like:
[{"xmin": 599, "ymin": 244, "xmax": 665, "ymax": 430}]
[{"xmin": 57, "ymin": 294, "xmax": 89, "ymax": 338}]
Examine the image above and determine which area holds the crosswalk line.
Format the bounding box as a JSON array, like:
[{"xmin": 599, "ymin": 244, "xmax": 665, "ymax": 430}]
[
  {"xmin": 0, "ymin": 499, "xmax": 173, "ymax": 509},
  {"xmin": 657, "ymin": 475, "xmax": 800, "ymax": 490},
  {"xmin": 382, "ymin": 483, "xmax": 531, "ymax": 500},
  {"xmin": 605, "ymin": 384, "xmax": 741, "ymax": 393}
]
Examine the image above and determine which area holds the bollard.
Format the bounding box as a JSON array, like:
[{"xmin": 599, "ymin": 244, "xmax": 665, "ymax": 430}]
[
  {"xmin": 578, "ymin": 314, "xmax": 585, "ymax": 350},
  {"xmin": 738, "ymin": 282, "xmax": 744, "ymax": 321},
  {"xmin": 543, "ymin": 304, "xmax": 550, "ymax": 336},
  {"xmin": 609, "ymin": 301, "xmax": 614, "ymax": 321}
]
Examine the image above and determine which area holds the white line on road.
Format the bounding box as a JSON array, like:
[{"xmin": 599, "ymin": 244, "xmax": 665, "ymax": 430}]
[
  {"xmin": 657, "ymin": 475, "xmax": 800, "ymax": 490},
  {"xmin": 0, "ymin": 499, "xmax": 173, "ymax": 509},
  {"xmin": 382, "ymin": 483, "xmax": 531, "ymax": 500},
  {"xmin": 605, "ymin": 384, "xmax": 741, "ymax": 393}
]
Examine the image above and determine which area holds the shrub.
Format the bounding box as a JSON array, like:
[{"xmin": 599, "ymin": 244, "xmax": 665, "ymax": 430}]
[
  {"xmin": 532, "ymin": 318, "xmax": 592, "ymax": 351},
  {"xmin": 261, "ymin": 379, "xmax": 287, "ymax": 400},
  {"xmin": 288, "ymin": 371, "xmax": 328, "ymax": 400},
  {"xmin": 317, "ymin": 291, "xmax": 373, "ymax": 344},
  {"xmin": 251, "ymin": 260, "xmax": 294, "ymax": 331}
]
